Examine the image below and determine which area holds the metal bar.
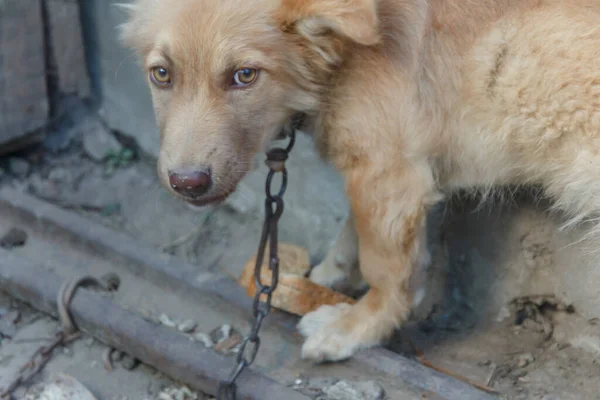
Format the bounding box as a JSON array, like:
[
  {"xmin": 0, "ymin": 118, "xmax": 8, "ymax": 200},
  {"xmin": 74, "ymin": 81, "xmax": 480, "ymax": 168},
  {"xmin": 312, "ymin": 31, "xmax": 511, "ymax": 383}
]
[
  {"xmin": 0, "ymin": 189, "xmax": 498, "ymax": 399},
  {"xmin": 0, "ymin": 249, "xmax": 310, "ymax": 400},
  {"xmin": 0, "ymin": 188, "xmax": 300, "ymax": 332},
  {"xmin": 354, "ymin": 348, "xmax": 497, "ymax": 400}
]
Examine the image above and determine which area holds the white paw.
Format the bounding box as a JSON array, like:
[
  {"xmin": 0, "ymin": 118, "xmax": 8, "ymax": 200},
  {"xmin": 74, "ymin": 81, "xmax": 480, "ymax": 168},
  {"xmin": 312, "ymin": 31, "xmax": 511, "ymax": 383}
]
[
  {"xmin": 298, "ymin": 303, "xmax": 351, "ymax": 337},
  {"xmin": 298, "ymin": 303, "xmax": 366, "ymax": 362},
  {"xmin": 309, "ymin": 258, "xmax": 347, "ymax": 288}
]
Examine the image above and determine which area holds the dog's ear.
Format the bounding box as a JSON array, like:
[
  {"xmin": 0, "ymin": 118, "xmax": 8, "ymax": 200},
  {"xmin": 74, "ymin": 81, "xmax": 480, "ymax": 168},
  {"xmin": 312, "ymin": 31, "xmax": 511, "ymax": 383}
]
[{"xmin": 279, "ymin": 0, "xmax": 380, "ymax": 46}]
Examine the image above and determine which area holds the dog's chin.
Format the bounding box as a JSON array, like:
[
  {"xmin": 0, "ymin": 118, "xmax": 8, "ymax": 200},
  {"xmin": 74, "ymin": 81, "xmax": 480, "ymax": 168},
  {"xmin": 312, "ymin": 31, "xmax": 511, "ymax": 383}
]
[
  {"xmin": 187, "ymin": 194, "xmax": 227, "ymax": 207},
  {"xmin": 179, "ymin": 190, "xmax": 235, "ymax": 210}
]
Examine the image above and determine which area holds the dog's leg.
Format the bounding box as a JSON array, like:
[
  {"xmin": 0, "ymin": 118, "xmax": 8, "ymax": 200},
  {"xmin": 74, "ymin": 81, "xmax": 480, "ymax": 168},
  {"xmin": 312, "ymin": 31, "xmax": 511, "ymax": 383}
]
[
  {"xmin": 309, "ymin": 214, "xmax": 366, "ymax": 293},
  {"xmin": 299, "ymin": 161, "xmax": 439, "ymax": 362}
]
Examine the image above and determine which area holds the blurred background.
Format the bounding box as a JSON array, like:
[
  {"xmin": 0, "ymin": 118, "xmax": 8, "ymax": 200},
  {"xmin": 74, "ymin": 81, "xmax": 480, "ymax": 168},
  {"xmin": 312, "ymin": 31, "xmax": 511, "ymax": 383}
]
[{"xmin": 1, "ymin": 1, "xmax": 600, "ymax": 399}]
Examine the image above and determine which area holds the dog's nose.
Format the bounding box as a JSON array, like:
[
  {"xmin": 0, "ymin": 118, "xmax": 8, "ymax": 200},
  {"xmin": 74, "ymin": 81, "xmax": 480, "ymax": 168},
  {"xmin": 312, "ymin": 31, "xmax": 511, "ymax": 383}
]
[{"xmin": 168, "ymin": 169, "xmax": 212, "ymax": 198}]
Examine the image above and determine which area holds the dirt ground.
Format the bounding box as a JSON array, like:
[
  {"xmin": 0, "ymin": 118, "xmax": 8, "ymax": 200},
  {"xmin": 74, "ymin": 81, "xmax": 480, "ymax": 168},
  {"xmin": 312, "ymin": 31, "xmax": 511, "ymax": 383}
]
[{"xmin": 1, "ymin": 99, "xmax": 600, "ymax": 399}]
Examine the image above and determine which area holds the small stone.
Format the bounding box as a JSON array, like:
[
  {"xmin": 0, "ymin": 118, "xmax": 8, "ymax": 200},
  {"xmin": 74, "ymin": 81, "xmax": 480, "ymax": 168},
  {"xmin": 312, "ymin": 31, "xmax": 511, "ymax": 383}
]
[
  {"xmin": 517, "ymin": 353, "xmax": 534, "ymax": 368},
  {"xmin": 0, "ymin": 228, "xmax": 27, "ymax": 249},
  {"xmin": 178, "ymin": 319, "xmax": 197, "ymax": 333},
  {"xmin": 8, "ymin": 158, "xmax": 30, "ymax": 178},
  {"xmin": 110, "ymin": 350, "xmax": 124, "ymax": 362},
  {"xmin": 210, "ymin": 324, "xmax": 233, "ymax": 344},
  {"xmin": 159, "ymin": 313, "xmax": 177, "ymax": 328},
  {"xmin": 496, "ymin": 307, "xmax": 511, "ymax": 323},
  {"xmin": 294, "ymin": 379, "xmax": 303, "ymax": 386},
  {"xmin": 513, "ymin": 370, "xmax": 528, "ymax": 379},
  {"xmin": 158, "ymin": 386, "xmax": 198, "ymax": 400},
  {"xmin": 48, "ymin": 167, "xmax": 73, "ymax": 183},
  {"xmin": 322, "ymin": 381, "xmax": 385, "ymax": 400},
  {"xmin": 82, "ymin": 118, "xmax": 122, "ymax": 161},
  {"xmin": 193, "ymin": 332, "xmax": 214, "ymax": 348},
  {"xmin": 213, "ymin": 332, "xmax": 243, "ymax": 354},
  {"xmin": 221, "ymin": 324, "xmax": 232, "ymax": 340},
  {"xmin": 120, "ymin": 354, "xmax": 140, "ymax": 370}
]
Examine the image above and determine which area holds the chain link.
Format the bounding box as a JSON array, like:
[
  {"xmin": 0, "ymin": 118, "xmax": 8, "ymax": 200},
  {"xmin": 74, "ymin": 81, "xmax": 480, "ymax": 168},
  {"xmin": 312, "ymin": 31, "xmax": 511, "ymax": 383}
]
[
  {"xmin": 217, "ymin": 128, "xmax": 297, "ymax": 400},
  {"xmin": 0, "ymin": 274, "xmax": 119, "ymax": 399}
]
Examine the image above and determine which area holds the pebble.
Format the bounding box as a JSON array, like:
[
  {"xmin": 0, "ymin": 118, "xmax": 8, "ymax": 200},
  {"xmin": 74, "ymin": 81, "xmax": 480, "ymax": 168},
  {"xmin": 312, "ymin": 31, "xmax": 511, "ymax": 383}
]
[
  {"xmin": 213, "ymin": 332, "xmax": 243, "ymax": 354},
  {"xmin": 496, "ymin": 306, "xmax": 511, "ymax": 322},
  {"xmin": 120, "ymin": 354, "xmax": 140, "ymax": 370},
  {"xmin": 220, "ymin": 324, "xmax": 232, "ymax": 341},
  {"xmin": 194, "ymin": 332, "xmax": 214, "ymax": 348},
  {"xmin": 159, "ymin": 313, "xmax": 177, "ymax": 328},
  {"xmin": 82, "ymin": 118, "xmax": 122, "ymax": 161},
  {"xmin": 157, "ymin": 386, "xmax": 198, "ymax": 400},
  {"xmin": 0, "ymin": 228, "xmax": 28, "ymax": 249},
  {"xmin": 322, "ymin": 381, "xmax": 385, "ymax": 400},
  {"xmin": 210, "ymin": 324, "xmax": 235, "ymax": 345},
  {"xmin": 8, "ymin": 158, "xmax": 30, "ymax": 178},
  {"xmin": 110, "ymin": 349, "xmax": 124, "ymax": 362},
  {"xmin": 178, "ymin": 319, "xmax": 197, "ymax": 333},
  {"xmin": 517, "ymin": 353, "xmax": 534, "ymax": 368},
  {"xmin": 48, "ymin": 167, "xmax": 73, "ymax": 183}
]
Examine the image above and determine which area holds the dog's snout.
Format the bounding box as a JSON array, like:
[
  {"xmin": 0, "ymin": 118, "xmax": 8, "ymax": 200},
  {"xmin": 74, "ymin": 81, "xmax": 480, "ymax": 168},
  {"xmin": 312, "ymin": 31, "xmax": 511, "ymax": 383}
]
[{"xmin": 168, "ymin": 168, "xmax": 212, "ymax": 198}]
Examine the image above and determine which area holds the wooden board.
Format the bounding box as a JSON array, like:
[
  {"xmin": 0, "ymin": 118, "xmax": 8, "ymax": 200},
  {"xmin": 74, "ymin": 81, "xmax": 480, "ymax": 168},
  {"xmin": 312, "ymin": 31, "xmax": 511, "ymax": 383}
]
[
  {"xmin": 0, "ymin": 0, "xmax": 49, "ymax": 151},
  {"xmin": 45, "ymin": 0, "xmax": 91, "ymax": 98}
]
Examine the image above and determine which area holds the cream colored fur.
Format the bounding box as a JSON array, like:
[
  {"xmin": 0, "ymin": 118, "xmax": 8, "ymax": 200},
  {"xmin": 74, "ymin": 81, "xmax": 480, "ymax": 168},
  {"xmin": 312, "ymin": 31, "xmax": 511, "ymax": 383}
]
[{"xmin": 121, "ymin": 0, "xmax": 600, "ymax": 362}]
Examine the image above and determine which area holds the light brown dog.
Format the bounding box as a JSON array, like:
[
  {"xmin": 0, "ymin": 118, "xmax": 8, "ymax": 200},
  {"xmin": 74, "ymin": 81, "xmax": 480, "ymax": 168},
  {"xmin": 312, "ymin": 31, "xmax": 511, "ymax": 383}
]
[{"xmin": 121, "ymin": 0, "xmax": 600, "ymax": 362}]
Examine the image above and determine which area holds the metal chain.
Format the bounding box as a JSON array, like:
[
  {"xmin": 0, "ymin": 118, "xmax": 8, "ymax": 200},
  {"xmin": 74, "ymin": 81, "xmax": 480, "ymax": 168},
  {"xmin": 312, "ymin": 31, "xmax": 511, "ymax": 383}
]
[
  {"xmin": 217, "ymin": 129, "xmax": 297, "ymax": 400},
  {"xmin": 0, "ymin": 273, "xmax": 119, "ymax": 399}
]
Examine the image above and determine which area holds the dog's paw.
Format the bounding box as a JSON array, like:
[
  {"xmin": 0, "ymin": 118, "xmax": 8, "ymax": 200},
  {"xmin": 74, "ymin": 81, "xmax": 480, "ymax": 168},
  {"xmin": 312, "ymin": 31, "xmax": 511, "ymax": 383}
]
[
  {"xmin": 298, "ymin": 303, "xmax": 370, "ymax": 362},
  {"xmin": 298, "ymin": 303, "xmax": 351, "ymax": 337},
  {"xmin": 309, "ymin": 258, "xmax": 347, "ymax": 288}
]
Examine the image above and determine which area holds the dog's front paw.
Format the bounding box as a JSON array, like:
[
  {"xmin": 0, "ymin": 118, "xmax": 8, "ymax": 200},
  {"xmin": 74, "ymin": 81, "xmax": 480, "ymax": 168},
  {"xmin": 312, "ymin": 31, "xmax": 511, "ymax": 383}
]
[
  {"xmin": 309, "ymin": 258, "xmax": 347, "ymax": 288},
  {"xmin": 298, "ymin": 303, "xmax": 373, "ymax": 362}
]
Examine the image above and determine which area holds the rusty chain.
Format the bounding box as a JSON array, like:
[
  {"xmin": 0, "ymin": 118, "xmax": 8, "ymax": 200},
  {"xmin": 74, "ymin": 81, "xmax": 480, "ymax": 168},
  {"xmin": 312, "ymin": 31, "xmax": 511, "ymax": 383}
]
[
  {"xmin": 217, "ymin": 127, "xmax": 297, "ymax": 400},
  {"xmin": 0, "ymin": 273, "xmax": 119, "ymax": 399}
]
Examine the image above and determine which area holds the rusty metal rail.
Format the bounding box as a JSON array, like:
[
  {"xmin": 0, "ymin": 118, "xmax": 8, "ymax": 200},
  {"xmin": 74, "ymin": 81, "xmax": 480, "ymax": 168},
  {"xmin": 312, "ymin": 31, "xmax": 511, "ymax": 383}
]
[
  {"xmin": 0, "ymin": 188, "xmax": 498, "ymax": 400},
  {"xmin": 0, "ymin": 249, "xmax": 310, "ymax": 400}
]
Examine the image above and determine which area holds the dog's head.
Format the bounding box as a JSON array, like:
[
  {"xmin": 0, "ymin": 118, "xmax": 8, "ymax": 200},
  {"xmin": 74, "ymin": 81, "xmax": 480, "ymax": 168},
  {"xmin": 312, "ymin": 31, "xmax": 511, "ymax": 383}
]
[{"xmin": 120, "ymin": 0, "xmax": 380, "ymax": 206}]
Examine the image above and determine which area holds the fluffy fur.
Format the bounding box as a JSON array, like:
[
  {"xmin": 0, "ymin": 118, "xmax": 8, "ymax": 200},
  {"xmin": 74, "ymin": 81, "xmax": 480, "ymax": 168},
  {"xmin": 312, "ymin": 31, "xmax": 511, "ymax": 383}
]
[{"xmin": 121, "ymin": 0, "xmax": 600, "ymax": 362}]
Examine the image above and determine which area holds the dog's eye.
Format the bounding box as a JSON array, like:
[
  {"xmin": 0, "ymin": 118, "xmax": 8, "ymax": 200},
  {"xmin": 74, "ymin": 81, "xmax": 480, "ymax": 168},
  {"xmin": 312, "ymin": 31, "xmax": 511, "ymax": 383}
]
[
  {"xmin": 150, "ymin": 66, "xmax": 171, "ymax": 87},
  {"xmin": 232, "ymin": 68, "xmax": 258, "ymax": 87}
]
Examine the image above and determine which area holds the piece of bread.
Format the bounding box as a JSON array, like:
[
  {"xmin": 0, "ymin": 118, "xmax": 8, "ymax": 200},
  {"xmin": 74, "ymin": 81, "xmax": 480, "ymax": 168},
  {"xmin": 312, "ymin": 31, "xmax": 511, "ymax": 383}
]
[{"xmin": 238, "ymin": 243, "xmax": 356, "ymax": 316}]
